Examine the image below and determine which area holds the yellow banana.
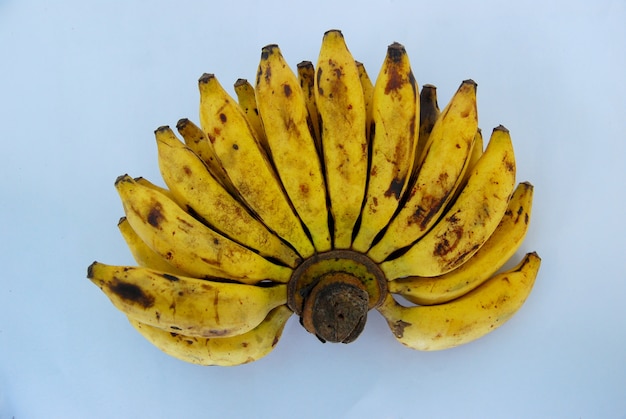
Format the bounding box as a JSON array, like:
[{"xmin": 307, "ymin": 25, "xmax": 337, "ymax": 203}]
[
  {"xmin": 155, "ymin": 126, "xmax": 301, "ymax": 268},
  {"xmin": 356, "ymin": 60, "xmax": 375, "ymax": 143},
  {"xmin": 233, "ymin": 78, "xmax": 270, "ymax": 156},
  {"xmin": 133, "ymin": 176, "xmax": 176, "ymax": 202},
  {"xmin": 128, "ymin": 305, "xmax": 293, "ymax": 366},
  {"xmin": 296, "ymin": 61, "xmax": 322, "ymax": 156},
  {"xmin": 117, "ymin": 216, "xmax": 189, "ymax": 276},
  {"xmin": 175, "ymin": 118, "xmax": 238, "ymax": 199},
  {"xmin": 352, "ymin": 43, "xmax": 420, "ymax": 252},
  {"xmin": 378, "ymin": 252, "xmax": 541, "ymax": 351},
  {"xmin": 116, "ymin": 174, "xmax": 293, "ymax": 283},
  {"xmin": 255, "ymin": 45, "xmax": 332, "ymax": 253},
  {"xmin": 198, "ymin": 73, "xmax": 315, "ymax": 258},
  {"xmin": 368, "ymin": 80, "xmax": 478, "ymax": 262},
  {"xmin": 380, "ymin": 125, "xmax": 516, "ymax": 278},
  {"xmin": 390, "ymin": 181, "xmax": 533, "ymax": 304},
  {"xmin": 87, "ymin": 262, "xmax": 287, "ymax": 338},
  {"xmin": 315, "ymin": 29, "xmax": 368, "ymax": 249}
]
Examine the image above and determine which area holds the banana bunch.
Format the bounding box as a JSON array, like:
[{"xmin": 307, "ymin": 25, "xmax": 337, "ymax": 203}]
[{"xmin": 88, "ymin": 30, "xmax": 541, "ymax": 366}]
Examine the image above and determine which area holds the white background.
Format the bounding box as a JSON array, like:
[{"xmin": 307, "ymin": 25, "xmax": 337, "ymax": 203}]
[{"xmin": 1, "ymin": 0, "xmax": 625, "ymax": 418}]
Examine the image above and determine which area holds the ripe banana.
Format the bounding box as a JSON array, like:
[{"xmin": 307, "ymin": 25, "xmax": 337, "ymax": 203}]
[
  {"xmin": 315, "ymin": 29, "xmax": 368, "ymax": 249},
  {"xmin": 155, "ymin": 125, "xmax": 301, "ymax": 268},
  {"xmin": 389, "ymin": 181, "xmax": 533, "ymax": 305},
  {"xmin": 255, "ymin": 44, "xmax": 331, "ymax": 253},
  {"xmin": 378, "ymin": 252, "xmax": 541, "ymax": 351},
  {"xmin": 368, "ymin": 80, "xmax": 478, "ymax": 262},
  {"xmin": 128, "ymin": 305, "xmax": 293, "ymax": 366},
  {"xmin": 116, "ymin": 174, "xmax": 293, "ymax": 283},
  {"xmin": 198, "ymin": 73, "xmax": 315, "ymax": 258},
  {"xmin": 117, "ymin": 216, "xmax": 188, "ymax": 276},
  {"xmin": 352, "ymin": 42, "xmax": 420, "ymax": 252},
  {"xmin": 380, "ymin": 125, "xmax": 517, "ymax": 278},
  {"xmin": 89, "ymin": 30, "xmax": 541, "ymax": 366},
  {"xmin": 87, "ymin": 262, "xmax": 287, "ymax": 338}
]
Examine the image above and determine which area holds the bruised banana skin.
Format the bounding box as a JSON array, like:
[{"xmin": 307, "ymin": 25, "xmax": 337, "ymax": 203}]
[
  {"xmin": 352, "ymin": 43, "xmax": 420, "ymax": 252},
  {"xmin": 155, "ymin": 126, "xmax": 301, "ymax": 268},
  {"xmin": 116, "ymin": 175, "xmax": 293, "ymax": 283},
  {"xmin": 87, "ymin": 262, "xmax": 287, "ymax": 338},
  {"xmin": 256, "ymin": 45, "xmax": 331, "ymax": 253},
  {"xmin": 315, "ymin": 29, "xmax": 368, "ymax": 249},
  {"xmin": 128, "ymin": 305, "xmax": 293, "ymax": 366},
  {"xmin": 390, "ymin": 182, "xmax": 533, "ymax": 305},
  {"xmin": 117, "ymin": 216, "xmax": 188, "ymax": 276},
  {"xmin": 380, "ymin": 126, "xmax": 516, "ymax": 278},
  {"xmin": 368, "ymin": 80, "xmax": 478, "ymax": 262},
  {"xmin": 378, "ymin": 252, "xmax": 541, "ymax": 351},
  {"xmin": 198, "ymin": 73, "xmax": 315, "ymax": 258}
]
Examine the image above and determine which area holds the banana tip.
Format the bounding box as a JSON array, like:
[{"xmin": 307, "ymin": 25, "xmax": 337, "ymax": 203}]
[
  {"xmin": 87, "ymin": 261, "xmax": 98, "ymax": 279},
  {"xmin": 198, "ymin": 73, "xmax": 215, "ymax": 84},
  {"xmin": 114, "ymin": 174, "xmax": 132, "ymax": 186}
]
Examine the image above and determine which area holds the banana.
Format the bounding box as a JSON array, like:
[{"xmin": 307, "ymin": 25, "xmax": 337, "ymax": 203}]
[
  {"xmin": 133, "ymin": 176, "xmax": 176, "ymax": 202},
  {"xmin": 315, "ymin": 29, "xmax": 368, "ymax": 249},
  {"xmin": 115, "ymin": 174, "xmax": 293, "ymax": 283},
  {"xmin": 368, "ymin": 80, "xmax": 478, "ymax": 262},
  {"xmin": 87, "ymin": 262, "xmax": 287, "ymax": 338},
  {"xmin": 377, "ymin": 252, "xmax": 541, "ymax": 351},
  {"xmin": 255, "ymin": 45, "xmax": 332, "ymax": 253},
  {"xmin": 389, "ymin": 181, "xmax": 533, "ymax": 305},
  {"xmin": 233, "ymin": 78, "xmax": 270, "ymax": 157},
  {"xmin": 128, "ymin": 305, "xmax": 293, "ymax": 366},
  {"xmin": 415, "ymin": 84, "xmax": 440, "ymax": 164},
  {"xmin": 352, "ymin": 43, "xmax": 420, "ymax": 252},
  {"xmin": 175, "ymin": 118, "xmax": 239, "ymax": 199},
  {"xmin": 380, "ymin": 125, "xmax": 517, "ymax": 278},
  {"xmin": 355, "ymin": 61, "xmax": 375, "ymax": 143},
  {"xmin": 155, "ymin": 126, "xmax": 301, "ymax": 268},
  {"xmin": 296, "ymin": 61, "xmax": 322, "ymax": 156},
  {"xmin": 198, "ymin": 73, "xmax": 315, "ymax": 258},
  {"xmin": 117, "ymin": 216, "xmax": 189, "ymax": 276}
]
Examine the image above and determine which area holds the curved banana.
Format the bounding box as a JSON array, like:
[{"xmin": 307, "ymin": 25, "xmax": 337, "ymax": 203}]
[
  {"xmin": 368, "ymin": 80, "xmax": 478, "ymax": 262},
  {"xmin": 87, "ymin": 262, "xmax": 287, "ymax": 338},
  {"xmin": 256, "ymin": 45, "xmax": 332, "ymax": 253},
  {"xmin": 390, "ymin": 181, "xmax": 533, "ymax": 305},
  {"xmin": 378, "ymin": 252, "xmax": 541, "ymax": 351},
  {"xmin": 117, "ymin": 216, "xmax": 188, "ymax": 276},
  {"xmin": 352, "ymin": 43, "xmax": 420, "ymax": 252},
  {"xmin": 116, "ymin": 174, "xmax": 293, "ymax": 283},
  {"xmin": 296, "ymin": 61, "xmax": 322, "ymax": 156},
  {"xmin": 315, "ymin": 29, "xmax": 368, "ymax": 249},
  {"xmin": 174, "ymin": 118, "xmax": 237, "ymax": 198},
  {"xmin": 128, "ymin": 305, "xmax": 293, "ymax": 366},
  {"xmin": 380, "ymin": 126, "xmax": 517, "ymax": 278},
  {"xmin": 233, "ymin": 78, "xmax": 270, "ymax": 156},
  {"xmin": 198, "ymin": 73, "xmax": 315, "ymax": 258},
  {"xmin": 155, "ymin": 126, "xmax": 301, "ymax": 268}
]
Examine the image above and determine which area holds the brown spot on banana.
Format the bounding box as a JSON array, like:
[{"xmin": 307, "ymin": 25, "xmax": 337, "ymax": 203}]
[
  {"xmin": 147, "ymin": 203, "xmax": 164, "ymax": 228},
  {"xmin": 107, "ymin": 280, "xmax": 155, "ymax": 309}
]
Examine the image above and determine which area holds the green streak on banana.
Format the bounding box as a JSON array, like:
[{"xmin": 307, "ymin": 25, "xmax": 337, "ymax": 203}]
[
  {"xmin": 390, "ymin": 182, "xmax": 533, "ymax": 305},
  {"xmin": 352, "ymin": 43, "xmax": 420, "ymax": 252},
  {"xmin": 256, "ymin": 45, "xmax": 332, "ymax": 253},
  {"xmin": 116, "ymin": 174, "xmax": 293, "ymax": 283},
  {"xmin": 118, "ymin": 216, "xmax": 189, "ymax": 276},
  {"xmin": 175, "ymin": 118, "xmax": 238, "ymax": 199},
  {"xmin": 198, "ymin": 73, "xmax": 315, "ymax": 258},
  {"xmin": 87, "ymin": 262, "xmax": 287, "ymax": 338},
  {"xmin": 296, "ymin": 61, "xmax": 322, "ymax": 158},
  {"xmin": 155, "ymin": 126, "xmax": 301, "ymax": 268},
  {"xmin": 380, "ymin": 125, "xmax": 516, "ymax": 278},
  {"xmin": 128, "ymin": 305, "xmax": 293, "ymax": 366},
  {"xmin": 233, "ymin": 78, "xmax": 270, "ymax": 157},
  {"xmin": 315, "ymin": 30, "xmax": 368, "ymax": 249},
  {"xmin": 368, "ymin": 80, "xmax": 478, "ymax": 262},
  {"xmin": 378, "ymin": 252, "xmax": 541, "ymax": 351}
]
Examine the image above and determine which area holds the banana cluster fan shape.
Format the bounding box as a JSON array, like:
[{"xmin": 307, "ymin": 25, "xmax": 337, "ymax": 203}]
[{"xmin": 88, "ymin": 30, "xmax": 541, "ymax": 366}]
